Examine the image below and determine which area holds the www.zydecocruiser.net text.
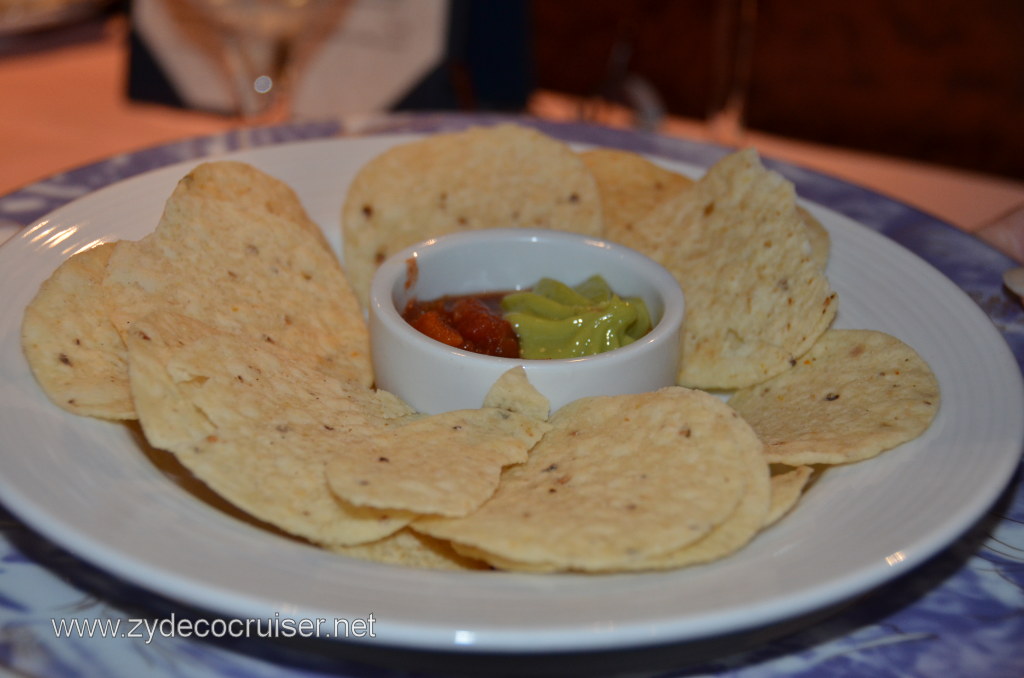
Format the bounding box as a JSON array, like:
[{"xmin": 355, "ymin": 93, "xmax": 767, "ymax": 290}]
[{"xmin": 51, "ymin": 612, "xmax": 376, "ymax": 644}]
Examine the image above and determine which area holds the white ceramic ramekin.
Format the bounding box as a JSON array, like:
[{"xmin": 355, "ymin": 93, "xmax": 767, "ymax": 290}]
[{"xmin": 367, "ymin": 229, "xmax": 685, "ymax": 415}]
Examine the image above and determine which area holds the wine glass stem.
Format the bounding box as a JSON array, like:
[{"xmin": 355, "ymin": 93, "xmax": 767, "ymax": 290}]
[{"xmin": 222, "ymin": 32, "xmax": 295, "ymax": 123}]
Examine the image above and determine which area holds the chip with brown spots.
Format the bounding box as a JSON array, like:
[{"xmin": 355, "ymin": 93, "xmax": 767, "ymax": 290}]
[
  {"xmin": 631, "ymin": 149, "xmax": 837, "ymax": 389},
  {"xmin": 341, "ymin": 124, "xmax": 603, "ymax": 307},
  {"xmin": 728, "ymin": 329, "xmax": 940, "ymax": 466},
  {"xmin": 412, "ymin": 387, "xmax": 763, "ymax": 572},
  {"xmin": 22, "ymin": 161, "xmax": 374, "ymax": 421},
  {"xmin": 125, "ymin": 312, "xmax": 547, "ymax": 547},
  {"xmin": 21, "ymin": 242, "xmax": 133, "ymax": 419}
]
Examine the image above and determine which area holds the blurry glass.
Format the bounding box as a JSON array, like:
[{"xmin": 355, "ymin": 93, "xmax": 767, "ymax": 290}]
[{"xmin": 186, "ymin": 0, "xmax": 350, "ymax": 123}]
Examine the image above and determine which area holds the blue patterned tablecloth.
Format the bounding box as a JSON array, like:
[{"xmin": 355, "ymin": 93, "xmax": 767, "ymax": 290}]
[{"xmin": 1, "ymin": 114, "xmax": 1022, "ymax": 678}]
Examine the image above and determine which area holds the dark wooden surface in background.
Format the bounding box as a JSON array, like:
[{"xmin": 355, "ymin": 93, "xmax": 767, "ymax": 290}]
[{"xmin": 529, "ymin": 0, "xmax": 1024, "ymax": 179}]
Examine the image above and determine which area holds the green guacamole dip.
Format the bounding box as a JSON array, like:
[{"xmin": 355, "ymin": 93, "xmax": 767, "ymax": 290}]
[{"xmin": 501, "ymin": 275, "xmax": 653, "ymax": 359}]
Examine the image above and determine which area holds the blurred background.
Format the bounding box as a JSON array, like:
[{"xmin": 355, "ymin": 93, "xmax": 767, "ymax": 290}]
[
  {"xmin": 2, "ymin": 0, "xmax": 1023, "ymax": 247},
  {"xmin": 531, "ymin": 0, "xmax": 1024, "ymax": 181},
  {"xmin": 114, "ymin": 0, "xmax": 1024, "ymax": 180},
  {"xmin": 94, "ymin": 0, "xmax": 1023, "ymax": 180}
]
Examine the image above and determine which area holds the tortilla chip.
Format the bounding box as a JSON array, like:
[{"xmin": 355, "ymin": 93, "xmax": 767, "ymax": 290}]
[
  {"xmin": 413, "ymin": 387, "xmax": 758, "ymax": 572},
  {"xmin": 106, "ymin": 161, "xmax": 371, "ymax": 387},
  {"xmin": 128, "ymin": 310, "xmax": 548, "ymax": 543},
  {"xmin": 632, "ymin": 148, "xmax": 837, "ymax": 389},
  {"xmin": 579, "ymin": 147, "xmax": 693, "ymax": 245},
  {"xmin": 728, "ymin": 329, "xmax": 940, "ymax": 465},
  {"xmin": 799, "ymin": 206, "xmax": 831, "ymax": 270},
  {"xmin": 481, "ymin": 366, "xmax": 551, "ymax": 422},
  {"xmin": 21, "ymin": 242, "xmax": 134, "ymax": 419},
  {"xmin": 629, "ymin": 433, "xmax": 769, "ymax": 571},
  {"xmin": 325, "ymin": 405, "xmax": 549, "ymax": 517},
  {"xmin": 330, "ymin": 528, "xmax": 490, "ymax": 571},
  {"xmin": 341, "ymin": 124, "xmax": 604, "ymax": 307},
  {"xmin": 125, "ymin": 311, "xmax": 413, "ymax": 547},
  {"xmin": 765, "ymin": 465, "xmax": 815, "ymax": 527}
]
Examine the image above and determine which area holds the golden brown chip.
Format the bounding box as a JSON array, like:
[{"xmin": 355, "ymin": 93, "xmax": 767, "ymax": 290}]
[
  {"xmin": 632, "ymin": 149, "xmax": 837, "ymax": 389},
  {"xmin": 341, "ymin": 124, "xmax": 604, "ymax": 307},
  {"xmin": 412, "ymin": 387, "xmax": 758, "ymax": 572},
  {"xmin": 579, "ymin": 147, "xmax": 693, "ymax": 244},
  {"xmin": 21, "ymin": 242, "xmax": 133, "ymax": 419},
  {"xmin": 728, "ymin": 329, "xmax": 940, "ymax": 466}
]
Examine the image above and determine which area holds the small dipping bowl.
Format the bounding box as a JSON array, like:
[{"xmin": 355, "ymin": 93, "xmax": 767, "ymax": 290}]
[{"xmin": 368, "ymin": 229, "xmax": 685, "ymax": 415}]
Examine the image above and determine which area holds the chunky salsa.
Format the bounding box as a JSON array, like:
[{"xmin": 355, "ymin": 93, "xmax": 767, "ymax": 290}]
[
  {"xmin": 401, "ymin": 275, "xmax": 652, "ymax": 360},
  {"xmin": 402, "ymin": 293, "xmax": 521, "ymax": 358}
]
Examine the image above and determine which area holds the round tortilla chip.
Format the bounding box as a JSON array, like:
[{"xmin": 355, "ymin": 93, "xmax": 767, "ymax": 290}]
[
  {"xmin": 627, "ymin": 434, "xmax": 769, "ymax": 571},
  {"xmin": 325, "ymin": 406, "xmax": 549, "ymax": 517},
  {"xmin": 728, "ymin": 329, "xmax": 941, "ymax": 465},
  {"xmin": 341, "ymin": 124, "xmax": 604, "ymax": 307},
  {"xmin": 412, "ymin": 387, "xmax": 758, "ymax": 572}
]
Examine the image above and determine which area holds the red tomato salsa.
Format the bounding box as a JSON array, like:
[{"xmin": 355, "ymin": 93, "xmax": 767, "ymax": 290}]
[{"xmin": 401, "ymin": 293, "xmax": 520, "ymax": 358}]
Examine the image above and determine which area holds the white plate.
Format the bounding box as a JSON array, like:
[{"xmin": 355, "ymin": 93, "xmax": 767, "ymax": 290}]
[{"xmin": 0, "ymin": 135, "xmax": 1021, "ymax": 653}]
